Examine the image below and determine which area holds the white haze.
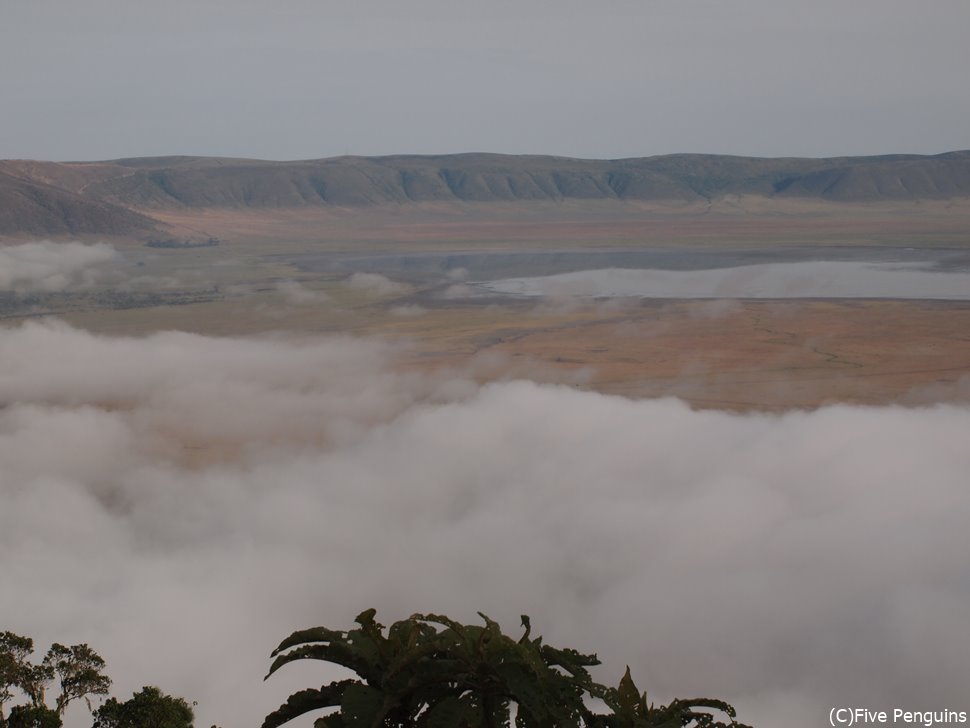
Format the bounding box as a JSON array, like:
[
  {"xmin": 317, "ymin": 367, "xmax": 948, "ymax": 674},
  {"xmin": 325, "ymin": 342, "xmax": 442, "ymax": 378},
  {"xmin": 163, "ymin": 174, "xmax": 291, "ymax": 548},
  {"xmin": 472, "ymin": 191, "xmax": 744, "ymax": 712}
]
[
  {"xmin": 480, "ymin": 261, "xmax": 970, "ymax": 300},
  {"xmin": 2, "ymin": 321, "xmax": 970, "ymax": 728},
  {"xmin": 275, "ymin": 280, "xmax": 328, "ymax": 305},
  {"xmin": 0, "ymin": 242, "xmax": 118, "ymax": 293},
  {"xmin": 347, "ymin": 273, "xmax": 409, "ymax": 297}
]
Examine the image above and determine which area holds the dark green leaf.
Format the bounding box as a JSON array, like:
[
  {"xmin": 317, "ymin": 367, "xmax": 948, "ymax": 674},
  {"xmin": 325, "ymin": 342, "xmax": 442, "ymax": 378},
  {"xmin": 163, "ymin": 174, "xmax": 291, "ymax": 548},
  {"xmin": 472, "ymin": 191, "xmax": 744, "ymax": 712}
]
[
  {"xmin": 339, "ymin": 683, "xmax": 384, "ymax": 728},
  {"xmin": 261, "ymin": 682, "xmax": 356, "ymax": 728}
]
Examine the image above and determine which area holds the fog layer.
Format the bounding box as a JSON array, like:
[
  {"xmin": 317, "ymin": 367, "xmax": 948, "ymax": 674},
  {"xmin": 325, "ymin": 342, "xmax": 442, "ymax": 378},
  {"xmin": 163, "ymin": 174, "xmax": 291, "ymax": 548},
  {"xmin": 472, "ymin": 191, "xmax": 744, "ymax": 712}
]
[
  {"xmin": 0, "ymin": 242, "xmax": 117, "ymax": 292},
  {"xmin": 1, "ymin": 321, "xmax": 969, "ymax": 728}
]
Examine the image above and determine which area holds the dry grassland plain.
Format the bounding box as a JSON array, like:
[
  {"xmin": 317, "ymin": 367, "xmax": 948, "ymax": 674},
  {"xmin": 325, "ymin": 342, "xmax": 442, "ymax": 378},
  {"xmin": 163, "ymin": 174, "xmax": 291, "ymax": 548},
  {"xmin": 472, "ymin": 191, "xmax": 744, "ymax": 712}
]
[{"xmin": 8, "ymin": 199, "xmax": 970, "ymax": 411}]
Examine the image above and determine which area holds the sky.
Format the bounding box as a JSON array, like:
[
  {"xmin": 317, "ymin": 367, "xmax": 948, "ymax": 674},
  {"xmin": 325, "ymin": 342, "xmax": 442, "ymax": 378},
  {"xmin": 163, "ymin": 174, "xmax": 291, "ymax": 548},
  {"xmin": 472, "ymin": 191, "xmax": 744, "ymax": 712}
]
[{"xmin": 2, "ymin": 0, "xmax": 970, "ymax": 161}]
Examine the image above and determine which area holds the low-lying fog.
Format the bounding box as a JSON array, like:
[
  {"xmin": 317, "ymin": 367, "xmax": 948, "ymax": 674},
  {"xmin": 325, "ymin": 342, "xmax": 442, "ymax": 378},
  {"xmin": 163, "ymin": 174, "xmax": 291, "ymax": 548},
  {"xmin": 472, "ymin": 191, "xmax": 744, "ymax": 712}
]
[
  {"xmin": 2, "ymin": 320, "xmax": 970, "ymax": 728},
  {"xmin": 478, "ymin": 261, "xmax": 970, "ymax": 300},
  {"xmin": 3, "ymin": 243, "xmax": 970, "ymax": 728},
  {"xmin": 0, "ymin": 241, "xmax": 118, "ymax": 292}
]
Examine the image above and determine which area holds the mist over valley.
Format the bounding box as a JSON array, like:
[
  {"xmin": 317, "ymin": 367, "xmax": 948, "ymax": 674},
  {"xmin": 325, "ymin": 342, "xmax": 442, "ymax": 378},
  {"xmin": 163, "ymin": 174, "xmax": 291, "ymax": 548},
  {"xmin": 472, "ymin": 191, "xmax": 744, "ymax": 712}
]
[
  {"xmin": 3, "ymin": 317, "xmax": 970, "ymax": 728},
  {"xmin": 2, "ymin": 228, "xmax": 970, "ymax": 728},
  {"xmin": 4, "ymin": 3, "xmax": 970, "ymax": 725}
]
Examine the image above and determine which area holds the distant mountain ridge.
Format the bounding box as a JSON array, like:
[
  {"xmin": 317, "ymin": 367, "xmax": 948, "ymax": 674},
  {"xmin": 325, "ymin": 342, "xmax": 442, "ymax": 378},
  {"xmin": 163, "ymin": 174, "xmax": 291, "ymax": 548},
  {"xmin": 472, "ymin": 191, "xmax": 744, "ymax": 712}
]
[{"xmin": 1, "ymin": 151, "xmax": 969, "ymax": 238}]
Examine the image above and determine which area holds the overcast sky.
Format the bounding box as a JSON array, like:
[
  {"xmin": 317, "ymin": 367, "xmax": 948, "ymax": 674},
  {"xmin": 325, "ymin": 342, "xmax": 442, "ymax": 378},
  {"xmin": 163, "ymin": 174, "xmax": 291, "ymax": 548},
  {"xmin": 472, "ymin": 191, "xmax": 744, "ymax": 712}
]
[{"xmin": 2, "ymin": 1, "xmax": 969, "ymax": 162}]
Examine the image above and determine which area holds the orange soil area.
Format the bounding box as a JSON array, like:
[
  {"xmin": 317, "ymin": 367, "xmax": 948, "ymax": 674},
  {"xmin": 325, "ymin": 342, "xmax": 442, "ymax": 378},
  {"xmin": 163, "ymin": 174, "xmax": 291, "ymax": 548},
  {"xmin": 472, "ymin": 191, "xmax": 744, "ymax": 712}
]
[{"xmin": 388, "ymin": 299, "xmax": 970, "ymax": 411}]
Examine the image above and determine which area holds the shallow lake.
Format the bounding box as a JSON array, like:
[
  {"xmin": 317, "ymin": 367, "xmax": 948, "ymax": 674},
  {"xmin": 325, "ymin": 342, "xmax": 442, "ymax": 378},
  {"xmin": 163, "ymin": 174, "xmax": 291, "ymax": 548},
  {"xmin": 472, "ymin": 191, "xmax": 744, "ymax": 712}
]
[
  {"xmin": 476, "ymin": 260, "xmax": 970, "ymax": 300},
  {"xmin": 284, "ymin": 246, "xmax": 970, "ymax": 299}
]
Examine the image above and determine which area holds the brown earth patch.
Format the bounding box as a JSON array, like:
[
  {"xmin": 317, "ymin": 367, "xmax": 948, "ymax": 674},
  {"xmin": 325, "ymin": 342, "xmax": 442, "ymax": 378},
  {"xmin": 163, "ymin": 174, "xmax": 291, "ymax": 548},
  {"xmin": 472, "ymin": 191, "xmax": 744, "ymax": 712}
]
[
  {"xmin": 146, "ymin": 198, "xmax": 970, "ymax": 253},
  {"xmin": 377, "ymin": 299, "xmax": 970, "ymax": 411}
]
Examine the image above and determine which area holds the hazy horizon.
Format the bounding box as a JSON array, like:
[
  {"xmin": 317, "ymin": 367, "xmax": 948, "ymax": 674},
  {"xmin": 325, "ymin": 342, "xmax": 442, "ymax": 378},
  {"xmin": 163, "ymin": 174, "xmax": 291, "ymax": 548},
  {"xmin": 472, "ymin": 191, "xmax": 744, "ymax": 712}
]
[{"xmin": 11, "ymin": 148, "xmax": 970, "ymax": 165}]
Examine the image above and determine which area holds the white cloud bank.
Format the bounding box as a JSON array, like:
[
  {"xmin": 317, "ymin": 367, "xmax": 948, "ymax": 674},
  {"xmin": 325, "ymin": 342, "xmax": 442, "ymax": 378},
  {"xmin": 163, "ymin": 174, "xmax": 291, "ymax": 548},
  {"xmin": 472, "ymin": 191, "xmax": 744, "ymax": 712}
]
[
  {"xmin": 0, "ymin": 242, "xmax": 118, "ymax": 293},
  {"xmin": 1, "ymin": 321, "xmax": 970, "ymax": 728},
  {"xmin": 275, "ymin": 280, "xmax": 328, "ymax": 305},
  {"xmin": 347, "ymin": 272, "xmax": 408, "ymax": 297}
]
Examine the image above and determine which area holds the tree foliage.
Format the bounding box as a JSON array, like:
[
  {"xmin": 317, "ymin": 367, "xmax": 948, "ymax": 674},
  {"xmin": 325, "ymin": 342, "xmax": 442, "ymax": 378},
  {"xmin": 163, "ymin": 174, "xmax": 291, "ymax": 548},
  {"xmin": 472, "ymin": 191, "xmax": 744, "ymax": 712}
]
[
  {"xmin": 5, "ymin": 704, "xmax": 62, "ymax": 728},
  {"xmin": 0, "ymin": 632, "xmax": 110, "ymax": 724},
  {"xmin": 92, "ymin": 686, "xmax": 194, "ymax": 728},
  {"xmin": 1, "ymin": 633, "xmax": 35, "ymax": 720},
  {"xmin": 1, "ymin": 632, "xmax": 199, "ymax": 728},
  {"xmin": 262, "ymin": 610, "xmax": 752, "ymax": 728},
  {"xmin": 44, "ymin": 644, "xmax": 111, "ymax": 715}
]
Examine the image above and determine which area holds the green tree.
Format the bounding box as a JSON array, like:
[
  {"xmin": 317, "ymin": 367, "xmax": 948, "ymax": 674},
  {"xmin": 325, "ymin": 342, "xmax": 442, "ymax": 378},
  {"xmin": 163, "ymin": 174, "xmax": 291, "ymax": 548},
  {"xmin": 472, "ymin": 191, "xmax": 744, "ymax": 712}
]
[
  {"xmin": 13, "ymin": 663, "xmax": 54, "ymax": 714},
  {"xmin": 43, "ymin": 644, "xmax": 110, "ymax": 716},
  {"xmin": 1, "ymin": 632, "xmax": 35, "ymax": 723},
  {"xmin": 92, "ymin": 686, "xmax": 194, "ymax": 728},
  {"xmin": 0, "ymin": 633, "xmax": 110, "ymax": 723},
  {"xmin": 262, "ymin": 609, "xmax": 751, "ymax": 728},
  {"xmin": 5, "ymin": 705, "xmax": 61, "ymax": 728}
]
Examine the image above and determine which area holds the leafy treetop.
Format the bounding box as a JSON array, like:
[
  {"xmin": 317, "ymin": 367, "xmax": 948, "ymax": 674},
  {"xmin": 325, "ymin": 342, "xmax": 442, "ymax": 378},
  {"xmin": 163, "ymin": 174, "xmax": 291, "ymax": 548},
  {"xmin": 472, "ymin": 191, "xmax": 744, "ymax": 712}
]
[
  {"xmin": 263, "ymin": 609, "xmax": 752, "ymax": 728},
  {"xmin": 92, "ymin": 685, "xmax": 194, "ymax": 728},
  {"xmin": 0, "ymin": 632, "xmax": 112, "ymax": 728}
]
